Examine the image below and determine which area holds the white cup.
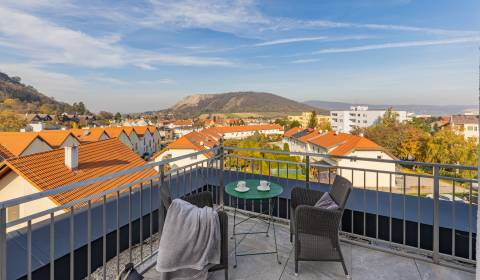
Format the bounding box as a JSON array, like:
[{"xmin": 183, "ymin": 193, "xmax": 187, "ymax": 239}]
[
  {"xmin": 237, "ymin": 181, "xmax": 246, "ymax": 189},
  {"xmin": 260, "ymin": 180, "xmax": 269, "ymax": 188}
]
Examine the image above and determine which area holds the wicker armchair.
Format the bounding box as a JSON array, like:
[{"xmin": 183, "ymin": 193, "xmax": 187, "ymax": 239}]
[
  {"xmin": 290, "ymin": 175, "xmax": 352, "ymax": 277},
  {"xmin": 160, "ymin": 187, "xmax": 228, "ymax": 280}
]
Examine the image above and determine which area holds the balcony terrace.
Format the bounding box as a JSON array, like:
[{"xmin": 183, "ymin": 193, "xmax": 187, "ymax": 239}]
[{"xmin": 0, "ymin": 145, "xmax": 476, "ymax": 279}]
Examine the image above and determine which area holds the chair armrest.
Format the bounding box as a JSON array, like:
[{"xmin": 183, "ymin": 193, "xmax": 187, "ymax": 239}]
[
  {"xmin": 183, "ymin": 191, "xmax": 213, "ymax": 208},
  {"xmin": 291, "ymin": 187, "xmax": 324, "ymax": 210},
  {"xmin": 294, "ymin": 205, "xmax": 342, "ymax": 238}
]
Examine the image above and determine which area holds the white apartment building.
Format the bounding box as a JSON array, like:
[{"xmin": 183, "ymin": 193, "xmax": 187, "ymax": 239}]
[
  {"xmin": 330, "ymin": 106, "xmax": 407, "ymax": 133},
  {"xmin": 450, "ymin": 115, "xmax": 479, "ymax": 142}
]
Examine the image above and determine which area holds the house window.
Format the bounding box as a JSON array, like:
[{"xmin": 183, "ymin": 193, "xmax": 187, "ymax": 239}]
[
  {"xmin": 377, "ymin": 155, "xmax": 382, "ymax": 159},
  {"xmin": 7, "ymin": 205, "xmax": 19, "ymax": 222}
]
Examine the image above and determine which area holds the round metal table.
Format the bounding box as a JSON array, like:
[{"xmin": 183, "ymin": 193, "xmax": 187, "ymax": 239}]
[{"xmin": 225, "ymin": 179, "xmax": 284, "ymax": 268}]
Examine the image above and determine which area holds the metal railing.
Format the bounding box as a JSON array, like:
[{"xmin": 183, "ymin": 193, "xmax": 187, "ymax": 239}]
[
  {"xmin": 0, "ymin": 142, "xmax": 476, "ymax": 279},
  {"xmin": 222, "ymin": 145, "xmax": 477, "ymax": 272}
]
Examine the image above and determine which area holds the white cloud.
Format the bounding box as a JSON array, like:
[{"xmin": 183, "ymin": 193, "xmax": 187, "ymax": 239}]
[
  {"xmin": 299, "ymin": 20, "xmax": 478, "ymax": 36},
  {"xmin": 254, "ymin": 35, "xmax": 371, "ymax": 47},
  {"xmin": 291, "ymin": 58, "xmax": 321, "ymax": 64},
  {"xmin": 0, "ymin": 5, "xmax": 236, "ymax": 68},
  {"xmin": 313, "ymin": 37, "xmax": 480, "ymax": 54},
  {"xmin": 0, "ymin": 63, "xmax": 86, "ymax": 102}
]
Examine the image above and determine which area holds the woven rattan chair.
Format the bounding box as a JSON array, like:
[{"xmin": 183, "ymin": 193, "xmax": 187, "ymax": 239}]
[
  {"xmin": 160, "ymin": 187, "xmax": 229, "ymax": 280},
  {"xmin": 290, "ymin": 175, "xmax": 352, "ymax": 277}
]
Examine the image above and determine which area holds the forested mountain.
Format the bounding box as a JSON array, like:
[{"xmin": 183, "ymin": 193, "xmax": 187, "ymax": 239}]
[
  {"xmin": 0, "ymin": 71, "xmax": 89, "ymax": 114},
  {"xmin": 168, "ymin": 92, "xmax": 327, "ymax": 117}
]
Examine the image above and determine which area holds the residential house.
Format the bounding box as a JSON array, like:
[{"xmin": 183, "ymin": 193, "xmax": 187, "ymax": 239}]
[
  {"xmin": 37, "ymin": 131, "xmax": 80, "ymax": 148},
  {"xmin": 24, "ymin": 113, "xmax": 54, "ymax": 123},
  {"xmin": 153, "ymin": 130, "xmax": 217, "ymax": 170},
  {"xmin": 70, "ymin": 128, "xmax": 109, "ymax": 143},
  {"xmin": 204, "ymin": 124, "xmax": 284, "ymax": 139},
  {"xmin": 103, "ymin": 127, "xmax": 133, "ymax": 150},
  {"xmin": 0, "ymin": 139, "xmax": 156, "ymax": 228},
  {"xmin": 450, "ymin": 115, "xmax": 479, "ymax": 142},
  {"xmin": 123, "ymin": 127, "xmax": 142, "ymax": 156},
  {"xmin": 134, "ymin": 126, "xmax": 155, "ymax": 156},
  {"xmin": 148, "ymin": 126, "xmax": 162, "ymax": 153},
  {"xmin": 283, "ymin": 128, "xmax": 396, "ymax": 188},
  {"xmin": 0, "ymin": 132, "xmax": 52, "ymax": 160},
  {"xmin": 153, "ymin": 124, "xmax": 284, "ymax": 168}
]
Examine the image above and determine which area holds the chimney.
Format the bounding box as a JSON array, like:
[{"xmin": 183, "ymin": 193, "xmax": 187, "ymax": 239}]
[{"xmin": 65, "ymin": 145, "xmax": 79, "ymax": 170}]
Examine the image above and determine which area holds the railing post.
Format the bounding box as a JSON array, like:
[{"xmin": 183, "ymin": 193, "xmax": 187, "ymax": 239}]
[
  {"xmin": 0, "ymin": 207, "xmax": 5, "ymax": 280},
  {"xmin": 432, "ymin": 164, "xmax": 440, "ymax": 264},
  {"xmin": 159, "ymin": 164, "xmax": 165, "ymax": 234},
  {"xmin": 305, "ymin": 155, "xmax": 310, "ymax": 189},
  {"xmin": 219, "ymin": 138, "xmax": 225, "ymax": 207}
]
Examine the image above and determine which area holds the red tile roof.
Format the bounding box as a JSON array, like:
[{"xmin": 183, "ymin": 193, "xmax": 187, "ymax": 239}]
[
  {"xmin": 103, "ymin": 127, "xmax": 126, "ymax": 138},
  {"xmin": 37, "ymin": 131, "xmax": 78, "ymax": 148},
  {"xmin": 70, "ymin": 128, "xmax": 108, "ymax": 142},
  {"xmin": 307, "ymin": 131, "xmax": 385, "ymax": 156},
  {"xmin": 2, "ymin": 139, "xmax": 157, "ymax": 206},
  {"xmin": 284, "ymin": 127, "xmax": 303, "ymax": 138},
  {"xmin": 0, "ymin": 132, "xmax": 50, "ymax": 157},
  {"xmin": 0, "ymin": 144, "xmax": 14, "ymax": 160},
  {"xmin": 133, "ymin": 126, "xmax": 151, "ymax": 137},
  {"xmin": 173, "ymin": 120, "xmax": 193, "ymax": 126}
]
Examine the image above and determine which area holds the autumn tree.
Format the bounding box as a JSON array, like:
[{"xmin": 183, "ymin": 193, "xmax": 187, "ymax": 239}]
[
  {"xmin": 424, "ymin": 128, "xmax": 478, "ymax": 176},
  {"xmin": 0, "ymin": 111, "xmax": 27, "ymax": 132},
  {"xmin": 317, "ymin": 119, "xmax": 332, "ymax": 131}
]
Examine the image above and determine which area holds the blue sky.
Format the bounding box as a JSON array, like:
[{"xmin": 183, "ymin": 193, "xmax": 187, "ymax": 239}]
[{"xmin": 0, "ymin": 0, "xmax": 479, "ymax": 113}]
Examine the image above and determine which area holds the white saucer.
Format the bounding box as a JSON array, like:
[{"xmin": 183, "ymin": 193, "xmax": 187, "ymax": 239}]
[
  {"xmin": 257, "ymin": 186, "xmax": 270, "ymax": 192},
  {"xmin": 235, "ymin": 187, "xmax": 250, "ymax": 193}
]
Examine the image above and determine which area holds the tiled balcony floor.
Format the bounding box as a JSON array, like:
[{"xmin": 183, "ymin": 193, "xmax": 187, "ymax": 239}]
[{"xmin": 144, "ymin": 212, "xmax": 475, "ymax": 280}]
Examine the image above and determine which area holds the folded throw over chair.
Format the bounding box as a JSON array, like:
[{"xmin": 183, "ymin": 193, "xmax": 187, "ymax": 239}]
[
  {"xmin": 159, "ymin": 186, "xmax": 229, "ymax": 280},
  {"xmin": 290, "ymin": 175, "xmax": 353, "ymax": 278}
]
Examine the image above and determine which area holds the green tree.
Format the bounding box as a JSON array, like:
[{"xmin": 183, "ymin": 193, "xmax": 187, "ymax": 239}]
[
  {"xmin": 0, "ymin": 111, "xmax": 27, "ymax": 131},
  {"xmin": 97, "ymin": 111, "xmax": 114, "ymax": 120},
  {"xmin": 288, "ymin": 120, "xmax": 301, "ymax": 129},
  {"xmin": 114, "ymin": 112, "xmax": 122, "ymax": 121},
  {"xmin": 307, "ymin": 111, "xmax": 318, "ymax": 129}
]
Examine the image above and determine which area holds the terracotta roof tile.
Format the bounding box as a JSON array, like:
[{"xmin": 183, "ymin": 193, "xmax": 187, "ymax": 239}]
[
  {"xmin": 173, "ymin": 120, "xmax": 193, "ymax": 126},
  {"xmin": 133, "ymin": 126, "xmax": 151, "ymax": 137},
  {"xmin": 70, "ymin": 128, "xmax": 108, "ymax": 142},
  {"xmin": 284, "ymin": 127, "xmax": 303, "ymax": 138},
  {"xmin": 0, "ymin": 144, "xmax": 14, "ymax": 160},
  {"xmin": 37, "ymin": 131, "xmax": 78, "ymax": 148},
  {"xmin": 307, "ymin": 131, "xmax": 383, "ymax": 156},
  {"xmin": 147, "ymin": 126, "xmax": 158, "ymax": 134},
  {"xmin": 103, "ymin": 127, "xmax": 126, "ymax": 138},
  {"xmin": 3, "ymin": 139, "xmax": 157, "ymax": 205},
  {"xmin": 0, "ymin": 132, "xmax": 48, "ymax": 156},
  {"xmin": 213, "ymin": 124, "xmax": 283, "ymax": 133}
]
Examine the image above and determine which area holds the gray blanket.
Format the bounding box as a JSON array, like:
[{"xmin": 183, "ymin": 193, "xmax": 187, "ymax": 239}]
[{"xmin": 155, "ymin": 199, "xmax": 220, "ymax": 280}]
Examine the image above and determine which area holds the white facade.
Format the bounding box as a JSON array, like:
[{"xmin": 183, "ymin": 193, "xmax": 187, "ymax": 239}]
[
  {"xmin": 462, "ymin": 123, "xmax": 479, "ymax": 140},
  {"xmin": 173, "ymin": 127, "xmax": 194, "ymax": 139},
  {"xmin": 153, "ymin": 149, "xmax": 208, "ymax": 170},
  {"xmin": 335, "ymin": 150, "xmax": 396, "ymax": 188},
  {"xmin": 222, "ymin": 128, "xmax": 283, "ymax": 139},
  {"xmin": 330, "ymin": 106, "xmax": 407, "ymax": 133}
]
